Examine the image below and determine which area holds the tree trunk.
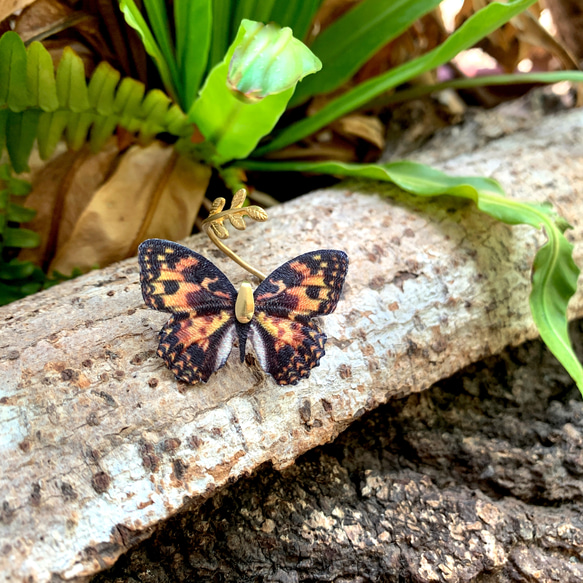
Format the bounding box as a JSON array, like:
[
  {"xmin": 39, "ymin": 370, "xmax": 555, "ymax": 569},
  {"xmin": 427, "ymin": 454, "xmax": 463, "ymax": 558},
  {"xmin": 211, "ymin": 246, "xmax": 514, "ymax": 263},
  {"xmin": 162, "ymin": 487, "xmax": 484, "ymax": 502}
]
[{"xmin": 2, "ymin": 106, "xmax": 583, "ymax": 582}]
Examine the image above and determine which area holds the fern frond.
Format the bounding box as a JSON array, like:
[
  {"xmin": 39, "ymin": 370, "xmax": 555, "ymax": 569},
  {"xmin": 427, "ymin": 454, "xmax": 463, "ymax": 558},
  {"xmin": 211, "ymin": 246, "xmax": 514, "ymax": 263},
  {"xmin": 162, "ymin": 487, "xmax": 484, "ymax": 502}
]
[{"xmin": 0, "ymin": 32, "xmax": 193, "ymax": 173}]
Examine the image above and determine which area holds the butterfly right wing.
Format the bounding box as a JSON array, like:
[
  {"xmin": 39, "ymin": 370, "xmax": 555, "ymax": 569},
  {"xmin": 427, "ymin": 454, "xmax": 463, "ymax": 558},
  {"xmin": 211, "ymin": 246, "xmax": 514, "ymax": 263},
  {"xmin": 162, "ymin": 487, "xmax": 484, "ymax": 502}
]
[
  {"xmin": 250, "ymin": 250, "xmax": 348, "ymax": 385},
  {"xmin": 138, "ymin": 239, "xmax": 238, "ymax": 383}
]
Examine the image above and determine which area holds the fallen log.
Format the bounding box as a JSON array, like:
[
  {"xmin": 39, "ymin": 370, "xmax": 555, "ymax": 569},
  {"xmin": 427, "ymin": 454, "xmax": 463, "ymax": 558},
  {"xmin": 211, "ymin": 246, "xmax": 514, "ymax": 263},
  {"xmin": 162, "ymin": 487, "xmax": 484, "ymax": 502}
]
[{"xmin": 1, "ymin": 107, "xmax": 583, "ymax": 582}]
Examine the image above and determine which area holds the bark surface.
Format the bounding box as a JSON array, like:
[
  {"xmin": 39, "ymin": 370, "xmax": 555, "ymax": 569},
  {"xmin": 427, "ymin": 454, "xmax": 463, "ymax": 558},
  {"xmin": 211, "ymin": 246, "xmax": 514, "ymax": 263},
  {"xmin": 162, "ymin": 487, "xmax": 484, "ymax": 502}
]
[
  {"xmin": 1, "ymin": 107, "xmax": 583, "ymax": 582},
  {"xmin": 93, "ymin": 320, "xmax": 583, "ymax": 583}
]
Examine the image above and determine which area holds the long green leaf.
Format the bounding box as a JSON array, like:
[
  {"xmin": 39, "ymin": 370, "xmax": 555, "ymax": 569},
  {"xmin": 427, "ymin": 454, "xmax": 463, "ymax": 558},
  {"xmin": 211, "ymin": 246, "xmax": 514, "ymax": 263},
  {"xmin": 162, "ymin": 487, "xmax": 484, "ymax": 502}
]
[
  {"xmin": 238, "ymin": 158, "xmax": 583, "ymax": 392},
  {"xmin": 56, "ymin": 47, "xmax": 90, "ymax": 112},
  {"xmin": 143, "ymin": 0, "xmax": 181, "ymax": 101},
  {"xmin": 118, "ymin": 0, "xmax": 179, "ymax": 102},
  {"xmin": 290, "ymin": 0, "xmax": 443, "ymax": 107},
  {"xmin": 383, "ymin": 70, "xmax": 583, "ymax": 105},
  {"xmin": 0, "ymin": 259, "xmax": 35, "ymax": 280},
  {"xmin": 0, "ymin": 32, "xmax": 28, "ymax": 112},
  {"xmin": 270, "ymin": 0, "xmax": 323, "ymax": 41},
  {"xmin": 3, "ymin": 226, "xmax": 40, "ymax": 248},
  {"xmin": 174, "ymin": 0, "xmax": 212, "ymax": 109},
  {"xmin": 7, "ymin": 202, "xmax": 36, "ymax": 222},
  {"xmin": 254, "ymin": 0, "xmax": 538, "ymax": 156},
  {"xmin": 26, "ymin": 41, "xmax": 59, "ymax": 111},
  {"xmin": 208, "ymin": 0, "xmax": 233, "ymax": 70},
  {"xmin": 6, "ymin": 110, "xmax": 41, "ymax": 173}
]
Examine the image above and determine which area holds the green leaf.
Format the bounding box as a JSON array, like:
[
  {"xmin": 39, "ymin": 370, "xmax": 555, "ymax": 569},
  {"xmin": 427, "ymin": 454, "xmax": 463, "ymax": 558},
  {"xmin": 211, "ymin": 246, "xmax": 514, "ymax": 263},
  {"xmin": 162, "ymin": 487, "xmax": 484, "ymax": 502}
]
[
  {"xmin": 255, "ymin": 0, "xmax": 539, "ymax": 156},
  {"xmin": 174, "ymin": 0, "xmax": 212, "ymax": 109},
  {"xmin": 37, "ymin": 110, "xmax": 70, "ymax": 160},
  {"xmin": 88, "ymin": 61, "xmax": 121, "ymax": 115},
  {"xmin": 56, "ymin": 47, "xmax": 90, "ymax": 112},
  {"xmin": 0, "ymin": 32, "xmax": 29, "ymax": 112},
  {"xmin": 0, "ymin": 281, "xmax": 27, "ymax": 305},
  {"xmin": 189, "ymin": 19, "xmax": 320, "ymax": 163},
  {"xmin": 6, "ymin": 176, "xmax": 31, "ymax": 195},
  {"xmin": 7, "ymin": 202, "xmax": 35, "ymax": 222},
  {"xmin": 142, "ymin": 0, "xmax": 181, "ymax": 99},
  {"xmin": 3, "ymin": 226, "xmax": 40, "ymax": 248},
  {"xmin": 6, "ymin": 110, "xmax": 41, "ymax": 173},
  {"xmin": 0, "ymin": 109, "xmax": 7, "ymax": 154},
  {"xmin": 208, "ymin": 0, "xmax": 233, "ymax": 70},
  {"xmin": 270, "ymin": 0, "xmax": 323, "ymax": 41},
  {"xmin": 26, "ymin": 41, "xmax": 59, "ymax": 111},
  {"xmin": 238, "ymin": 158, "xmax": 583, "ymax": 393},
  {"xmin": 118, "ymin": 0, "xmax": 179, "ymax": 103},
  {"xmin": 290, "ymin": 0, "xmax": 443, "ymax": 107},
  {"xmin": 66, "ymin": 112, "xmax": 96, "ymax": 150},
  {"xmin": 384, "ymin": 70, "xmax": 583, "ymax": 105},
  {"xmin": 0, "ymin": 259, "xmax": 35, "ymax": 280}
]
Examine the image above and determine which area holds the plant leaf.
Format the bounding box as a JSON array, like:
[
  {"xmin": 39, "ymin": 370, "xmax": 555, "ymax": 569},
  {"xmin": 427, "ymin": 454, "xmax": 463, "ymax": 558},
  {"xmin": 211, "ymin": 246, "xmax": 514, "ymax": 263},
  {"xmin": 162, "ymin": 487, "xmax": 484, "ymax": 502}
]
[
  {"xmin": 3, "ymin": 226, "xmax": 40, "ymax": 248},
  {"xmin": 174, "ymin": 0, "xmax": 212, "ymax": 109},
  {"xmin": 290, "ymin": 0, "xmax": 443, "ymax": 107},
  {"xmin": 6, "ymin": 110, "xmax": 41, "ymax": 173},
  {"xmin": 7, "ymin": 202, "xmax": 36, "ymax": 222},
  {"xmin": 254, "ymin": 0, "xmax": 539, "ymax": 156},
  {"xmin": 208, "ymin": 0, "xmax": 233, "ymax": 71},
  {"xmin": 0, "ymin": 31, "xmax": 29, "ymax": 112},
  {"xmin": 26, "ymin": 41, "xmax": 59, "ymax": 112},
  {"xmin": 118, "ymin": 0, "xmax": 179, "ymax": 102},
  {"xmin": 56, "ymin": 47, "xmax": 91, "ymax": 113},
  {"xmin": 238, "ymin": 158, "xmax": 583, "ymax": 392},
  {"xmin": 269, "ymin": 0, "xmax": 323, "ymax": 41},
  {"xmin": 143, "ymin": 0, "xmax": 180, "ymax": 94},
  {"xmin": 189, "ymin": 19, "xmax": 319, "ymax": 163},
  {"xmin": 0, "ymin": 259, "xmax": 35, "ymax": 280}
]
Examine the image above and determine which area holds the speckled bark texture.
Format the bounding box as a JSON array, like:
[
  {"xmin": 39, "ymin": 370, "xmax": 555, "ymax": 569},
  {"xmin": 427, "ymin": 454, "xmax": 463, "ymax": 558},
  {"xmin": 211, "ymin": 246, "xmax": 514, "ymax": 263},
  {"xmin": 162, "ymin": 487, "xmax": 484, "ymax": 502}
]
[
  {"xmin": 2, "ymin": 105, "xmax": 583, "ymax": 582},
  {"xmin": 93, "ymin": 320, "xmax": 583, "ymax": 583}
]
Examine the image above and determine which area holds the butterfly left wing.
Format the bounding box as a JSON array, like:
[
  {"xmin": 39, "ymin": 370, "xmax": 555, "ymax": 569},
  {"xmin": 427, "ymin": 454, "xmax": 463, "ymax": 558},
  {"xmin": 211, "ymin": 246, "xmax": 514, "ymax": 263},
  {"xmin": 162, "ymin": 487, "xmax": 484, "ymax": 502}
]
[
  {"xmin": 250, "ymin": 250, "xmax": 348, "ymax": 385},
  {"xmin": 138, "ymin": 239, "xmax": 238, "ymax": 383}
]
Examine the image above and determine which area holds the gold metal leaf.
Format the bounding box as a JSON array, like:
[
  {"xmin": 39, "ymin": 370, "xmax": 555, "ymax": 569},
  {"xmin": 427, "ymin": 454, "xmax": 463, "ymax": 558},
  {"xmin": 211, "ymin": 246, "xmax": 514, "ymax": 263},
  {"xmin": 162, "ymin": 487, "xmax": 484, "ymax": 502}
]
[
  {"xmin": 209, "ymin": 197, "xmax": 226, "ymax": 215},
  {"xmin": 230, "ymin": 188, "xmax": 247, "ymax": 209},
  {"xmin": 245, "ymin": 206, "xmax": 268, "ymax": 222},
  {"xmin": 210, "ymin": 221, "xmax": 229, "ymax": 239},
  {"xmin": 229, "ymin": 215, "xmax": 246, "ymax": 230}
]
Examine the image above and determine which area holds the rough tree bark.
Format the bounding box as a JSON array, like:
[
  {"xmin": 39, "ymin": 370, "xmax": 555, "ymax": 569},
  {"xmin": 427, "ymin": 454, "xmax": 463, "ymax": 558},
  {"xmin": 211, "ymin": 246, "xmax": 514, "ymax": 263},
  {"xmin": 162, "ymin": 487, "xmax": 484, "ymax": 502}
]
[
  {"xmin": 92, "ymin": 320, "xmax": 583, "ymax": 583},
  {"xmin": 1, "ymin": 106, "xmax": 583, "ymax": 582}
]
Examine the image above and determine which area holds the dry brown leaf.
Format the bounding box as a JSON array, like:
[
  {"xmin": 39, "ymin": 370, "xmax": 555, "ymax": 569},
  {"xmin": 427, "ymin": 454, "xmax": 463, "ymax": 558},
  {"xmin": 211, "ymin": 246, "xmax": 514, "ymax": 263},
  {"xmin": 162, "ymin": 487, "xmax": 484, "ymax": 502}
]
[
  {"xmin": 19, "ymin": 140, "xmax": 121, "ymax": 268},
  {"xmin": 335, "ymin": 114, "xmax": 385, "ymax": 149},
  {"xmin": 0, "ymin": 0, "xmax": 36, "ymax": 23},
  {"xmin": 14, "ymin": 0, "xmax": 89, "ymax": 43},
  {"xmin": 511, "ymin": 9, "xmax": 579, "ymax": 70},
  {"xmin": 49, "ymin": 142, "xmax": 211, "ymax": 275}
]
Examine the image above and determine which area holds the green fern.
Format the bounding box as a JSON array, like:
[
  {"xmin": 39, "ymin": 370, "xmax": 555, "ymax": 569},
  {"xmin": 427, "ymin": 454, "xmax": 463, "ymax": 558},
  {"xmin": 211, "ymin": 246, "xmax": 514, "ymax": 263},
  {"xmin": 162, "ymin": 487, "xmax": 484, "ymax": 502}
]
[
  {"xmin": 0, "ymin": 32, "xmax": 192, "ymax": 173},
  {"xmin": 0, "ymin": 163, "xmax": 40, "ymax": 304}
]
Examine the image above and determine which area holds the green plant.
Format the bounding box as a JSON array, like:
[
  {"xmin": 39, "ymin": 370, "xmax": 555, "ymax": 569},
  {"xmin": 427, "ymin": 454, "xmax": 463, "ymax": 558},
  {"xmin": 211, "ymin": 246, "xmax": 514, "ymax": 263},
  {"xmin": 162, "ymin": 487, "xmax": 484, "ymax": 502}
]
[{"xmin": 1, "ymin": 0, "xmax": 582, "ymax": 393}]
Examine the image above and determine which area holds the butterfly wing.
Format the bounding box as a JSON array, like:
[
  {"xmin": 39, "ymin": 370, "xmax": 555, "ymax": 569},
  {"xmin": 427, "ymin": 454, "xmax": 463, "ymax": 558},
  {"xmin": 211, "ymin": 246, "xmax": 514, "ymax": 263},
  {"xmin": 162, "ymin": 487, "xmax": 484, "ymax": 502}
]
[
  {"xmin": 250, "ymin": 250, "xmax": 348, "ymax": 385},
  {"xmin": 138, "ymin": 239, "xmax": 238, "ymax": 383}
]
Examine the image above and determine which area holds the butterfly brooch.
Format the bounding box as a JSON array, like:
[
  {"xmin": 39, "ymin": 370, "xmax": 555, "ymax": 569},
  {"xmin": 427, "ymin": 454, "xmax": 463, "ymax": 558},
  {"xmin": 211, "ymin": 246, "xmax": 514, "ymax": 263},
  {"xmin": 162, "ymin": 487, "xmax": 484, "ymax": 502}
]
[{"xmin": 138, "ymin": 239, "xmax": 349, "ymax": 386}]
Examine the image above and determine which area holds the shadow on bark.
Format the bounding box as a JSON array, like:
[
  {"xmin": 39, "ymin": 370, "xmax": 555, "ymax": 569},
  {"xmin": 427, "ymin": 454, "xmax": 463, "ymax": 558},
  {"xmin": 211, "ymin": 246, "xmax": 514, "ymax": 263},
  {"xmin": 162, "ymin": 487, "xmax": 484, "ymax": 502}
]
[{"xmin": 93, "ymin": 320, "xmax": 583, "ymax": 582}]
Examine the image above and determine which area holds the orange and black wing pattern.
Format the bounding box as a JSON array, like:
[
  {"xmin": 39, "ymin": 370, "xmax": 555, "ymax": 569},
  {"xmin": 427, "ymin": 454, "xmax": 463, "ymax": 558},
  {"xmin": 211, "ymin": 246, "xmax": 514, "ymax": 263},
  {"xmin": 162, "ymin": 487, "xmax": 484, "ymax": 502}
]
[
  {"xmin": 250, "ymin": 250, "xmax": 348, "ymax": 385},
  {"xmin": 138, "ymin": 239, "xmax": 238, "ymax": 383}
]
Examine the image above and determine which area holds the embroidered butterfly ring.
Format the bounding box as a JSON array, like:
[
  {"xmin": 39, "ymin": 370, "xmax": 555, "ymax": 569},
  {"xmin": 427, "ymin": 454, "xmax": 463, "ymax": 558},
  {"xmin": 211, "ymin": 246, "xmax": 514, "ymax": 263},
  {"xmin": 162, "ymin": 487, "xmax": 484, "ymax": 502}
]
[{"xmin": 138, "ymin": 189, "xmax": 348, "ymax": 386}]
